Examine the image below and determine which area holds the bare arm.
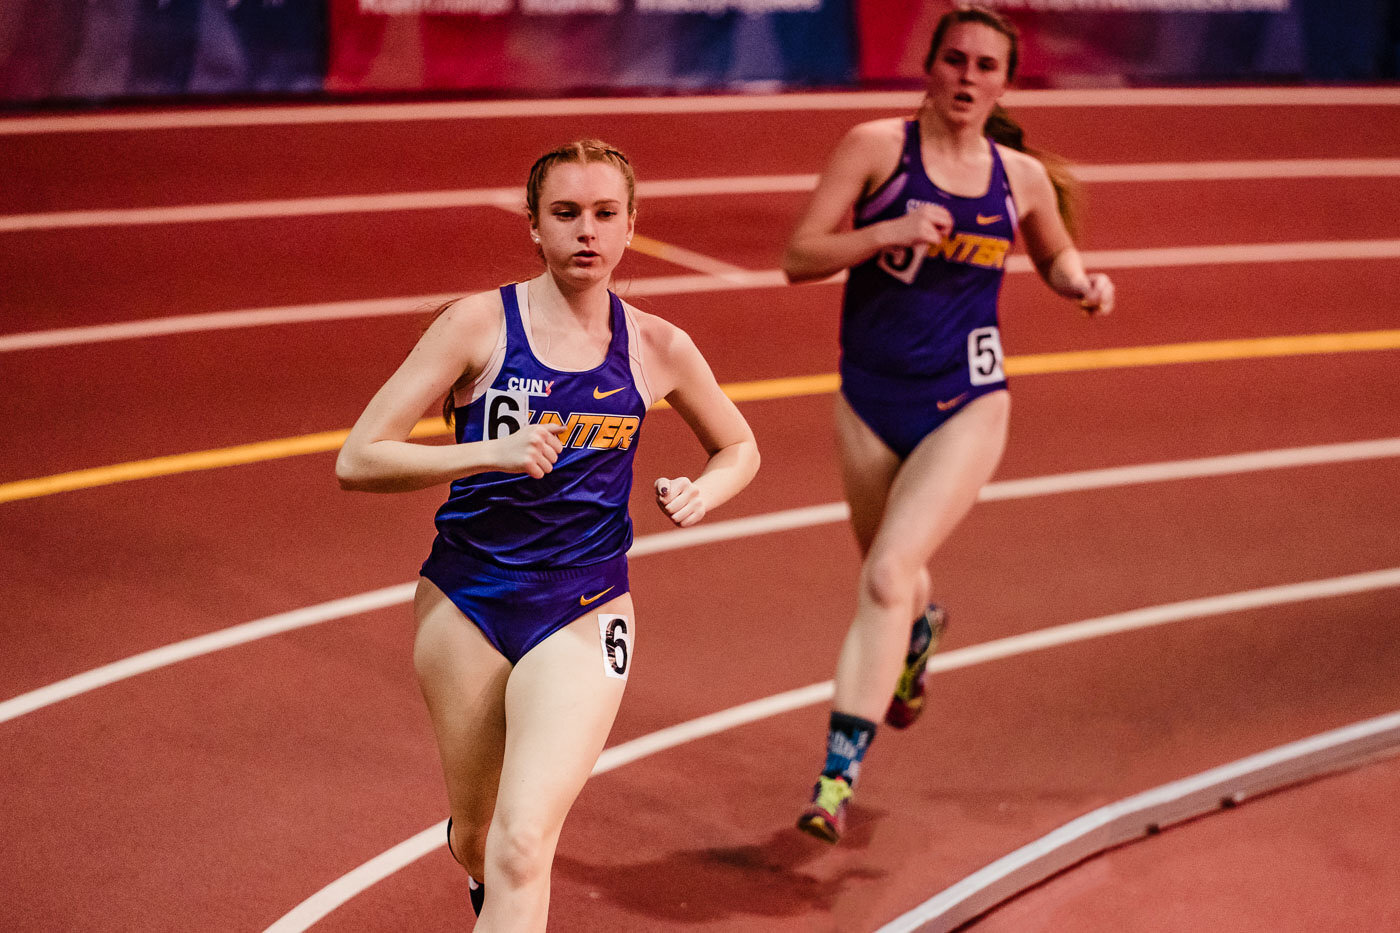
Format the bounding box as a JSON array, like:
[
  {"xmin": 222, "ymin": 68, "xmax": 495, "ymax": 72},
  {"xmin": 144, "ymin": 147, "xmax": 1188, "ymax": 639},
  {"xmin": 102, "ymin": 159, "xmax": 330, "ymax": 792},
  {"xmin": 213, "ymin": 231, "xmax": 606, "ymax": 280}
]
[
  {"xmin": 781, "ymin": 121, "xmax": 954, "ymax": 284},
  {"xmin": 1009, "ymin": 148, "xmax": 1115, "ymax": 315},
  {"xmin": 643, "ymin": 321, "xmax": 759, "ymax": 527},
  {"xmin": 335, "ymin": 293, "xmax": 564, "ymax": 493}
]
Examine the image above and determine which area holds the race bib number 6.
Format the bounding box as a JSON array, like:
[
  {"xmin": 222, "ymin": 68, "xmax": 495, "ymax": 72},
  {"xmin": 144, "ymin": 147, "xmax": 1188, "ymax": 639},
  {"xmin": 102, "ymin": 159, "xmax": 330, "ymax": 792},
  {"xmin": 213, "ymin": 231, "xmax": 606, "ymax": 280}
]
[
  {"xmin": 967, "ymin": 326, "xmax": 1006, "ymax": 386},
  {"xmin": 482, "ymin": 388, "xmax": 529, "ymax": 440},
  {"xmin": 598, "ymin": 614, "xmax": 631, "ymax": 680}
]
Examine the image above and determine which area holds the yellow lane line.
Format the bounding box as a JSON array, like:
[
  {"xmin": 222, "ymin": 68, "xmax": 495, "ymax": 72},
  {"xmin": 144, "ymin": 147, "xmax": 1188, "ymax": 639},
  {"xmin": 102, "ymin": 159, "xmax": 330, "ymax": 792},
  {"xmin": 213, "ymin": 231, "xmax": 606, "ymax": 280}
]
[
  {"xmin": 1007, "ymin": 329, "xmax": 1400, "ymax": 375},
  {"xmin": 3, "ymin": 329, "xmax": 1397, "ymax": 505},
  {"xmin": 627, "ymin": 233, "xmax": 753, "ymax": 279}
]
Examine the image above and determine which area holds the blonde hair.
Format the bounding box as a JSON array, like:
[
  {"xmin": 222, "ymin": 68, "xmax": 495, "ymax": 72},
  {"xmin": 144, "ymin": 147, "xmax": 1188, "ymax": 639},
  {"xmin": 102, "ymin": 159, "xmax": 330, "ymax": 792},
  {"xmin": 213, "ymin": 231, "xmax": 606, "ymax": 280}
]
[{"xmin": 525, "ymin": 139, "xmax": 637, "ymax": 222}]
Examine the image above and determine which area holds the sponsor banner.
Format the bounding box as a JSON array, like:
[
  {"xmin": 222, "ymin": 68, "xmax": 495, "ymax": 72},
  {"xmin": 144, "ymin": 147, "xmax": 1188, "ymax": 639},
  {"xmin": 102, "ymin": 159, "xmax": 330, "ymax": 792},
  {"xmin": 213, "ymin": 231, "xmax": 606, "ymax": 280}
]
[
  {"xmin": 0, "ymin": 0, "xmax": 326, "ymax": 104},
  {"xmin": 325, "ymin": 0, "xmax": 855, "ymax": 93},
  {"xmin": 856, "ymin": 0, "xmax": 1389, "ymax": 85}
]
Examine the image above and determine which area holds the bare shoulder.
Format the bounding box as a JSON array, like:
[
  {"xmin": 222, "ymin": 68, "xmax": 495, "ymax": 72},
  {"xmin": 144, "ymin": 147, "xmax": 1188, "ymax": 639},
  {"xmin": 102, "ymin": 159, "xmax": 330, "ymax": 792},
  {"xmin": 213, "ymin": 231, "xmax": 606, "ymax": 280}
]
[
  {"xmin": 625, "ymin": 300, "xmax": 696, "ymax": 362},
  {"xmin": 846, "ymin": 116, "xmax": 907, "ymax": 145},
  {"xmin": 411, "ymin": 287, "xmax": 506, "ymax": 378},
  {"xmin": 431, "ymin": 288, "xmax": 504, "ymax": 338},
  {"xmin": 837, "ymin": 116, "xmax": 907, "ymax": 162},
  {"xmin": 996, "ymin": 143, "xmax": 1051, "ymax": 185},
  {"xmin": 995, "ymin": 142, "xmax": 1056, "ymax": 210}
]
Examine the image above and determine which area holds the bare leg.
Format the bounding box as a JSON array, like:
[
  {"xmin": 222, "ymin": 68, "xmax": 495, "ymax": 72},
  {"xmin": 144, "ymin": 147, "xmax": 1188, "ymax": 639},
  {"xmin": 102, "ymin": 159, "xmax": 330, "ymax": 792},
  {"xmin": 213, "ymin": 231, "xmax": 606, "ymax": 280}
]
[
  {"xmin": 413, "ymin": 578, "xmax": 511, "ymax": 881},
  {"xmin": 475, "ymin": 594, "xmax": 633, "ymax": 931},
  {"xmin": 834, "ymin": 395, "xmax": 933, "ymax": 614},
  {"xmin": 832, "ymin": 391, "xmax": 1010, "ymax": 720}
]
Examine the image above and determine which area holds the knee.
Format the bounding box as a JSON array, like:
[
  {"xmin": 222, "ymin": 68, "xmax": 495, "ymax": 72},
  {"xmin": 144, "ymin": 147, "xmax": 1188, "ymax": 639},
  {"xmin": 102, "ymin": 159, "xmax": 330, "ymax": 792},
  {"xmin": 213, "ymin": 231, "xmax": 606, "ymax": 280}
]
[
  {"xmin": 488, "ymin": 819, "xmax": 553, "ymax": 890},
  {"xmin": 860, "ymin": 553, "xmax": 920, "ymax": 614}
]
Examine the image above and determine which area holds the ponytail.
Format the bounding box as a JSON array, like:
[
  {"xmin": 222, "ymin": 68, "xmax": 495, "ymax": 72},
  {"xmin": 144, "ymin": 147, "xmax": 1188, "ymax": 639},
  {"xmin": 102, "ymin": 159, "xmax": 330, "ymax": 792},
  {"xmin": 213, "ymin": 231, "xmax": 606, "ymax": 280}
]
[{"xmin": 987, "ymin": 105, "xmax": 1083, "ymax": 240}]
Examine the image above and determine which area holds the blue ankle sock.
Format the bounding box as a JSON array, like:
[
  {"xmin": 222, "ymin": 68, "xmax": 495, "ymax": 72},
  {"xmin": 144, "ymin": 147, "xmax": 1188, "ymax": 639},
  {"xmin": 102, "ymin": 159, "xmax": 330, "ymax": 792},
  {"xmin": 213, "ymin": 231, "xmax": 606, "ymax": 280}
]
[{"xmin": 821, "ymin": 711, "xmax": 877, "ymax": 786}]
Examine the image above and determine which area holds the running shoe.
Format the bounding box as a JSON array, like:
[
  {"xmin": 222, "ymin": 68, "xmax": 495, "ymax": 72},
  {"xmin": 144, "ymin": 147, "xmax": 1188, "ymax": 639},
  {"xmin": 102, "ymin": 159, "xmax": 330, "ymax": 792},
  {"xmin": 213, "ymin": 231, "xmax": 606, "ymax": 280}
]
[
  {"xmin": 884, "ymin": 604, "xmax": 948, "ymax": 729},
  {"xmin": 797, "ymin": 774, "xmax": 853, "ymax": 843}
]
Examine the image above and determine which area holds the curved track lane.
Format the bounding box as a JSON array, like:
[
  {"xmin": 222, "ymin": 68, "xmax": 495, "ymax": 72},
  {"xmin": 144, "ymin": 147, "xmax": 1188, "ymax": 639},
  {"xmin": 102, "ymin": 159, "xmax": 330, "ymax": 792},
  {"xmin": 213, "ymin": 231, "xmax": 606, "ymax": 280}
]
[{"xmin": 2, "ymin": 89, "xmax": 1398, "ymax": 931}]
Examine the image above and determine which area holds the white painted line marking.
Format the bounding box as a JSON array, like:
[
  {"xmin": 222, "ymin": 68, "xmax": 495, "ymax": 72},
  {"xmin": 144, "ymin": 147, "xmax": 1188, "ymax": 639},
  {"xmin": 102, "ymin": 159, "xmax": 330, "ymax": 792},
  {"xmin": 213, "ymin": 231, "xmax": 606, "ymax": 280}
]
[
  {"xmin": 0, "ymin": 584, "xmax": 415, "ymax": 726},
  {"xmin": 263, "ymin": 567, "xmax": 1400, "ymax": 933},
  {"xmin": 4, "ymin": 436, "xmax": 1396, "ymax": 728},
  {"xmin": 876, "ymin": 708, "xmax": 1400, "ymax": 933},
  {"xmin": 7, "ymin": 237, "xmax": 1400, "ymax": 353},
  {"xmin": 1073, "ymin": 158, "xmax": 1400, "ymax": 183},
  {"xmin": 7, "ymin": 160, "xmax": 1400, "ymax": 232},
  {"xmin": 4, "ymin": 86, "xmax": 1400, "ymax": 136}
]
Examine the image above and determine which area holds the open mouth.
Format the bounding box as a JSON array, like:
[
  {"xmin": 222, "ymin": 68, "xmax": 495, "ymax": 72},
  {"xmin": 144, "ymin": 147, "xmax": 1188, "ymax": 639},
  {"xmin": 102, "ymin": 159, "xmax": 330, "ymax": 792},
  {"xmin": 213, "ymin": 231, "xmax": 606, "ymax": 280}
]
[{"xmin": 954, "ymin": 91, "xmax": 974, "ymax": 104}]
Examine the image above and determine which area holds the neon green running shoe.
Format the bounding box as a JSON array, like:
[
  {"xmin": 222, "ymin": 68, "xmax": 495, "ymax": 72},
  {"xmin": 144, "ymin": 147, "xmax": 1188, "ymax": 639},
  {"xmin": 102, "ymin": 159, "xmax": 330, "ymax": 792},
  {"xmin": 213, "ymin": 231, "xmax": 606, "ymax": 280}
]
[
  {"xmin": 797, "ymin": 774, "xmax": 853, "ymax": 843},
  {"xmin": 884, "ymin": 604, "xmax": 948, "ymax": 729}
]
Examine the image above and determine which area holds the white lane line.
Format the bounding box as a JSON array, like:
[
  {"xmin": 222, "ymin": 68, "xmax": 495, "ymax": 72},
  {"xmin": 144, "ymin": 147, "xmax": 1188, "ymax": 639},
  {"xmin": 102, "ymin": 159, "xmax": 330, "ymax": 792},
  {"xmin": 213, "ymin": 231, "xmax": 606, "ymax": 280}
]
[
  {"xmin": 980, "ymin": 437, "xmax": 1400, "ymax": 501},
  {"xmin": 0, "ymin": 584, "xmax": 414, "ymax": 726},
  {"xmin": 264, "ymin": 567, "xmax": 1400, "ymax": 933},
  {"xmin": 877, "ymin": 708, "xmax": 1400, "ymax": 933},
  {"xmin": 0, "ymin": 187, "xmax": 517, "ymax": 232},
  {"xmin": 5, "ymin": 86, "xmax": 1400, "ymax": 136},
  {"xmin": 4, "ymin": 436, "xmax": 1396, "ymax": 728},
  {"xmin": 7, "ymin": 160, "xmax": 1400, "ymax": 232},
  {"xmin": 9, "ymin": 236, "xmax": 1400, "ymax": 354},
  {"xmin": 1081, "ymin": 239, "xmax": 1400, "ymax": 269},
  {"xmin": 1072, "ymin": 158, "xmax": 1400, "ymax": 182}
]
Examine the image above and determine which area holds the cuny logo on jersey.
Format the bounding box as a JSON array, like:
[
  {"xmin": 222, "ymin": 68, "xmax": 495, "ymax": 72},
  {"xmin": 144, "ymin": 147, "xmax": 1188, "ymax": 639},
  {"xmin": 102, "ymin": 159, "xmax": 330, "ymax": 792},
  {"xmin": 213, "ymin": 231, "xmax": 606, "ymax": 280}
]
[{"xmin": 506, "ymin": 377, "xmax": 554, "ymax": 396}]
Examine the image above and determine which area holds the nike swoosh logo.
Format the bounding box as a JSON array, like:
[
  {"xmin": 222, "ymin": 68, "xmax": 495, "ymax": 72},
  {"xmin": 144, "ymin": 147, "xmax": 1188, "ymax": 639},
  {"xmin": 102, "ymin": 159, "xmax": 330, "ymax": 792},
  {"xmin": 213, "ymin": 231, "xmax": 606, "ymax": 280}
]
[
  {"xmin": 976, "ymin": 214, "xmax": 1002, "ymax": 225},
  {"xmin": 579, "ymin": 586, "xmax": 615, "ymax": 606},
  {"xmin": 593, "ymin": 386, "xmax": 626, "ymax": 399},
  {"xmin": 936, "ymin": 392, "xmax": 969, "ymax": 411}
]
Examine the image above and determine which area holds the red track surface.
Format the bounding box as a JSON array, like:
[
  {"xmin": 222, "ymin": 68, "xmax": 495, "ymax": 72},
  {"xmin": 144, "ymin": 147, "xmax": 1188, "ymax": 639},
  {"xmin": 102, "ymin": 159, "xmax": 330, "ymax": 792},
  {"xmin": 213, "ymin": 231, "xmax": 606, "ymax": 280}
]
[{"xmin": 3, "ymin": 92, "xmax": 1398, "ymax": 931}]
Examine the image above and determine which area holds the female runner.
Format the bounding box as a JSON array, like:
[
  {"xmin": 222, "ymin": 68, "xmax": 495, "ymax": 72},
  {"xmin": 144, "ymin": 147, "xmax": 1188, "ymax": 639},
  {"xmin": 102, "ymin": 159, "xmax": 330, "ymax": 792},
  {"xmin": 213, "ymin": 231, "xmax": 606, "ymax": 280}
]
[
  {"xmin": 782, "ymin": 6, "xmax": 1114, "ymax": 842},
  {"xmin": 338, "ymin": 140, "xmax": 759, "ymax": 923}
]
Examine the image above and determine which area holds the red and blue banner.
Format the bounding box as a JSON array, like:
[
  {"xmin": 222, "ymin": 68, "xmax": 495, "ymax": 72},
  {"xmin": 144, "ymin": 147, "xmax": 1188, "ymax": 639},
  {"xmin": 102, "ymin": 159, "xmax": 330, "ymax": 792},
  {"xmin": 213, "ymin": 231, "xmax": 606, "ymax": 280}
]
[
  {"xmin": 0, "ymin": 0, "xmax": 1393, "ymax": 104},
  {"xmin": 0, "ymin": 0, "xmax": 325, "ymax": 103},
  {"xmin": 324, "ymin": 0, "xmax": 858, "ymax": 94},
  {"xmin": 856, "ymin": 0, "xmax": 1389, "ymax": 86}
]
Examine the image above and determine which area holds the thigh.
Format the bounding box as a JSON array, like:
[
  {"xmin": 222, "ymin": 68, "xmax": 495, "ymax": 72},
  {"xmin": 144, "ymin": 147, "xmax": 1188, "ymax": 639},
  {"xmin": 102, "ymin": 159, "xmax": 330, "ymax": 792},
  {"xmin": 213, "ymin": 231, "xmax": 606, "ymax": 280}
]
[
  {"xmin": 413, "ymin": 577, "xmax": 512, "ymax": 825},
  {"xmin": 493, "ymin": 592, "xmax": 635, "ymax": 836},
  {"xmin": 834, "ymin": 392, "xmax": 902, "ymax": 556},
  {"xmin": 867, "ymin": 389, "xmax": 1011, "ymax": 568}
]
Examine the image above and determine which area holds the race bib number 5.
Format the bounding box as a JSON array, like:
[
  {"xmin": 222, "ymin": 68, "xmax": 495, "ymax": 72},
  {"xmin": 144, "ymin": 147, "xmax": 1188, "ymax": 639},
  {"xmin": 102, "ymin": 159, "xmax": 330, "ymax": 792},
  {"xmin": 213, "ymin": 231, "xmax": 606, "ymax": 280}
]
[
  {"xmin": 482, "ymin": 388, "xmax": 529, "ymax": 440},
  {"xmin": 877, "ymin": 241, "xmax": 930, "ymax": 285},
  {"xmin": 967, "ymin": 326, "xmax": 1005, "ymax": 386},
  {"xmin": 598, "ymin": 614, "xmax": 631, "ymax": 680}
]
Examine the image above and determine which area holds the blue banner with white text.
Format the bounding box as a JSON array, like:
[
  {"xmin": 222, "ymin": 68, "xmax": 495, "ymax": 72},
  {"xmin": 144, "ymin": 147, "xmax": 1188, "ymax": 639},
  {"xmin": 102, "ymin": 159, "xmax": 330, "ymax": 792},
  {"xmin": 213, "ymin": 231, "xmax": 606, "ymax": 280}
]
[{"xmin": 0, "ymin": 0, "xmax": 325, "ymax": 103}]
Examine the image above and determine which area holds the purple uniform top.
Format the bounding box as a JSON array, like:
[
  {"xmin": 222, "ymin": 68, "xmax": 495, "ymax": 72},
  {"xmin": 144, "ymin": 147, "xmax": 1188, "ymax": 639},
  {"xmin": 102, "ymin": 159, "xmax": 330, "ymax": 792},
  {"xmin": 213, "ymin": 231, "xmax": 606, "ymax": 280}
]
[
  {"xmin": 432, "ymin": 283, "xmax": 646, "ymax": 569},
  {"xmin": 840, "ymin": 119, "xmax": 1018, "ymax": 381}
]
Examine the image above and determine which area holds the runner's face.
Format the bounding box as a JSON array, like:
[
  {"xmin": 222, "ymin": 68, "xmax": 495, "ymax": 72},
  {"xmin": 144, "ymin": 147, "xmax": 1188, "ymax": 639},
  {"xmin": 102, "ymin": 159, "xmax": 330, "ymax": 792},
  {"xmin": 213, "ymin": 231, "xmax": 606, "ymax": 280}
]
[
  {"xmin": 532, "ymin": 161, "xmax": 634, "ymax": 285},
  {"xmin": 925, "ymin": 23, "xmax": 1012, "ymax": 127}
]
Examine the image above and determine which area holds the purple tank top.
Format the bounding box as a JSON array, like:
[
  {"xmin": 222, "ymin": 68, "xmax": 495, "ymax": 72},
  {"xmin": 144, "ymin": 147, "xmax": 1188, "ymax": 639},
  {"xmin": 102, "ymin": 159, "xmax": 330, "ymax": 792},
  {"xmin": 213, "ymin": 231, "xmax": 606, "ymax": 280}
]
[
  {"xmin": 432, "ymin": 284, "xmax": 645, "ymax": 568},
  {"xmin": 841, "ymin": 120, "xmax": 1017, "ymax": 378}
]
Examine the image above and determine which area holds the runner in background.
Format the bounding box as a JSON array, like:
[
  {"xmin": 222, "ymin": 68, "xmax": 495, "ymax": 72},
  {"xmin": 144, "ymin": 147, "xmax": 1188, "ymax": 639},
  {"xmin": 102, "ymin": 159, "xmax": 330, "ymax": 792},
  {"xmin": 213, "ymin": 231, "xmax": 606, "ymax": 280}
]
[{"xmin": 782, "ymin": 5, "xmax": 1114, "ymax": 843}]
